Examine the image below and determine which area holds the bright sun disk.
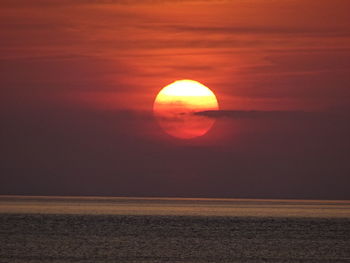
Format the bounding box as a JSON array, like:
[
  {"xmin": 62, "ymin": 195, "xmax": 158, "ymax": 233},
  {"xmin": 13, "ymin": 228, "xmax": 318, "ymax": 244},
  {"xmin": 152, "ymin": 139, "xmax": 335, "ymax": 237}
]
[{"xmin": 153, "ymin": 79, "xmax": 219, "ymax": 139}]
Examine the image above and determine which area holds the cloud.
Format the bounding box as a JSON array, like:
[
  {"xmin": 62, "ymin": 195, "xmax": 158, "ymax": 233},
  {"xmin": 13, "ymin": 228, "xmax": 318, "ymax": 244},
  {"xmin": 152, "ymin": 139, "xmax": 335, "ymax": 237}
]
[
  {"xmin": 0, "ymin": 0, "xmax": 210, "ymax": 8},
  {"xmin": 194, "ymin": 110, "xmax": 348, "ymax": 121},
  {"xmin": 161, "ymin": 25, "xmax": 350, "ymax": 38}
]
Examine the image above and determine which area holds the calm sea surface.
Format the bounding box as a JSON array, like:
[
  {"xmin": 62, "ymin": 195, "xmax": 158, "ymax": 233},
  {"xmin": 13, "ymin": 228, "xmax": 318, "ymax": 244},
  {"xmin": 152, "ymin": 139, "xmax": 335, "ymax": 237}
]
[{"xmin": 0, "ymin": 196, "xmax": 349, "ymax": 262}]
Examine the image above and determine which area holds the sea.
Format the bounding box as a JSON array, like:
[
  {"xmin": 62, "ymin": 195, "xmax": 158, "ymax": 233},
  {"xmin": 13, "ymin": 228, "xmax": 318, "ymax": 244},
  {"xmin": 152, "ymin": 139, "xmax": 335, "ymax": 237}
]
[{"xmin": 0, "ymin": 196, "xmax": 349, "ymax": 263}]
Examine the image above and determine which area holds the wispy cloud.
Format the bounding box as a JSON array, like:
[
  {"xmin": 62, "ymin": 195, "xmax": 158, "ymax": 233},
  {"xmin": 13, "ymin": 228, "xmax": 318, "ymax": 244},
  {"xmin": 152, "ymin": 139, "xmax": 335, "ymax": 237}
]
[
  {"xmin": 159, "ymin": 24, "xmax": 350, "ymax": 37},
  {"xmin": 194, "ymin": 110, "xmax": 350, "ymax": 121}
]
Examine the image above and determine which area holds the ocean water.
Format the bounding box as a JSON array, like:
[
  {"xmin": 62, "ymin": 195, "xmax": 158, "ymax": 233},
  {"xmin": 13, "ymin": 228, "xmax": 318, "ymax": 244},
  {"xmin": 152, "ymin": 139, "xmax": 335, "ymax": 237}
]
[{"xmin": 0, "ymin": 196, "xmax": 350, "ymax": 262}]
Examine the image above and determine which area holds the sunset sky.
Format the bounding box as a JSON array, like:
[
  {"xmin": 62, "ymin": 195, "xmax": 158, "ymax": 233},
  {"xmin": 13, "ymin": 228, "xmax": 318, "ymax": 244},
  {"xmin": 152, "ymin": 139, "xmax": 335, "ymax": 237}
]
[{"xmin": 1, "ymin": 0, "xmax": 350, "ymax": 199}]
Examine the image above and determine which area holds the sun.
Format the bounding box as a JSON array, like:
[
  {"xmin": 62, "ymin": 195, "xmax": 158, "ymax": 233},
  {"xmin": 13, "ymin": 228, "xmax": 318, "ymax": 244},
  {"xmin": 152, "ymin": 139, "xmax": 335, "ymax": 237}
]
[{"xmin": 153, "ymin": 80, "xmax": 219, "ymax": 139}]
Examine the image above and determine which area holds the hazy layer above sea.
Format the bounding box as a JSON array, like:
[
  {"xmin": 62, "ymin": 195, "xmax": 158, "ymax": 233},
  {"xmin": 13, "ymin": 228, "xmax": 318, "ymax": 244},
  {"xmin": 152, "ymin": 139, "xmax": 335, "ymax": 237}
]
[{"xmin": 1, "ymin": 195, "xmax": 349, "ymax": 218}]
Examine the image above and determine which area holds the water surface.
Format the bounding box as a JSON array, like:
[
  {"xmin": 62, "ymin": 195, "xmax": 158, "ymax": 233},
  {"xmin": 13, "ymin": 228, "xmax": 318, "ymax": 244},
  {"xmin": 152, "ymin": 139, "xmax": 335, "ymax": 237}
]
[{"xmin": 1, "ymin": 196, "xmax": 349, "ymax": 262}]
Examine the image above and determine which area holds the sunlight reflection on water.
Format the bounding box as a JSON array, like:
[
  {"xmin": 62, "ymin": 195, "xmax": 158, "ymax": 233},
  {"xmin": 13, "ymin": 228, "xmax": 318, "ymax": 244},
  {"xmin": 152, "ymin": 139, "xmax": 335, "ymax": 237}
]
[{"xmin": 1, "ymin": 196, "xmax": 349, "ymax": 218}]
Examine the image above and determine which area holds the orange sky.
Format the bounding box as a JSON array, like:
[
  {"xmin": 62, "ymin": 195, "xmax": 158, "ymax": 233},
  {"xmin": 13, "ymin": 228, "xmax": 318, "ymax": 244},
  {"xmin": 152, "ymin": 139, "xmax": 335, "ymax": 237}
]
[
  {"xmin": 2, "ymin": 0, "xmax": 350, "ymax": 112},
  {"xmin": 1, "ymin": 0, "xmax": 350, "ymax": 199}
]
